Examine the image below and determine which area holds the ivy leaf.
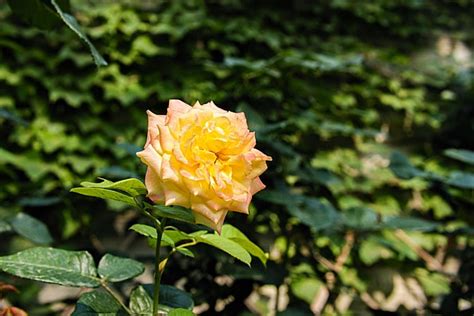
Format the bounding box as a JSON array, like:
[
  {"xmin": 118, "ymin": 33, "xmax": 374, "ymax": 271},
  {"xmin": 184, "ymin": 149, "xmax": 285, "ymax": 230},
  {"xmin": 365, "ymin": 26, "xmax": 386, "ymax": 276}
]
[
  {"xmin": 72, "ymin": 290, "xmax": 127, "ymax": 315},
  {"xmin": 129, "ymin": 285, "xmax": 153, "ymax": 314},
  {"xmin": 382, "ymin": 216, "xmax": 438, "ymax": 232},
  {"xmin": 444, "ymin": 149, "xmax": 474, "ymax": 165},
  {"xmin": 196, "ymin": 233, "xmax": 252, "ymax": 266},
  {"xmin": 98, "ymin": 254, "xmax": 144, "ymax": 282},
  {"xmin": 342, "ymin": 207, "xmax": 379, "ymax": 231},
  {"xmin": 389, "ymin": 151, "xmax": 426, "ymax": 179},
  {"xmin": 0, "ymin": 247, "xmax": 100, "ymax": 287},
  {"xmin": 8, "ymin": 212, "xmax": 53, "ymax": 244},
  {"xmin": 221, "ymin": 224, "xmax": 267, "ymax": 265},
  {"xmin": 445, "ymin": 171, "xmax": 474, "ymax": 189},
  {"xmin": 151, "ymin": 205, "xmax": 195, "ymax": 224}
]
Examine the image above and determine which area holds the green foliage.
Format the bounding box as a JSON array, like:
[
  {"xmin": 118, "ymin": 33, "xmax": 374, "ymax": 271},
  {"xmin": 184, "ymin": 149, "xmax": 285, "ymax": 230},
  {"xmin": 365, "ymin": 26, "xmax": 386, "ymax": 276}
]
[
  {"xmin": 1, "ymin": 0, "xmax": 473, "ymax": 314},
  {"xmin": 152, "ymin": 205, "xmax": 195, "ymax": 224},
  {"xmin": 97, "ymin": 254, "xmax": 144, "ymax": 283},
  {"xmin": 72, "ymin": 290, "xmax": 127, "ymax": 315},
  {"xmin": 0, "ymin": 247, "xmax": 100, "ymax": 287}
]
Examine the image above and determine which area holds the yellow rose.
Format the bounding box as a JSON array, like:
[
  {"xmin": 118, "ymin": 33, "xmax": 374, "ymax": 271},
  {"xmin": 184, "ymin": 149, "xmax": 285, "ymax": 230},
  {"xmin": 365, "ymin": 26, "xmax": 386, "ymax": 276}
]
[{"xmin": 137, "ymin": 99, "xmax": 272, "ymax": 231}]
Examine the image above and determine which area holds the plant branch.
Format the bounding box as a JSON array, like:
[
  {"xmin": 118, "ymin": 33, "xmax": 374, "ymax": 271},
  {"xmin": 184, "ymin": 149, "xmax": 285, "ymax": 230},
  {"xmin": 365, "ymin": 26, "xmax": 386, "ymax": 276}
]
[
  {"xmin": 394, "ymin": 229, "xmax": 444, "ymax": 271},
  {"xmin": 152, "ymin": 218, "xmax": 167, "ymax": 315}
]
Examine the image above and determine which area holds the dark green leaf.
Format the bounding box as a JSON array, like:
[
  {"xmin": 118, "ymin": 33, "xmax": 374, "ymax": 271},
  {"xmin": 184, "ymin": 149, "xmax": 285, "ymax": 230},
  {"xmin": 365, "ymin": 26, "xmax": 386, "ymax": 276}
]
[
  {"xmin": 343, "ymin": 207, "xmax": 379, "ymax": 231},
  {"xmin": 0, "ymin": 247, "xmax": 100, "ymax": 287},
  {"xmin": 98, "ymin": 254, "xmax": 144, "ymax": 282},
  {"xmin": 389, "ymin": 151, "xmax": 426, "ymax": 179},
  {"xmin": 72, "ymin": 290, "xmax": 127, "ymax": 315},
  {"xmin": 18, "ymin": 196, "xmax": 61, "ymax": 207},
  {"xmin": 129, "ymin": 285, "xmax": 153, "ymax": 314},
  {"xmin": 257, "ymin": 190, "xmax": 304, "ymax": 205},
  {"xmin": 143, "ymin": 284, "xmax": 194, "ymax": 310},
  {"xmin": 382, "ymin": 216, "xmax": 438, "ymax": 232},
  {"xmin": 152, "ymin": 205, "xmax": 195, "ymax": 224},
  {"xmin": 293, "ymin": 198, "xmax": 341, "ymax": 232},
  {"xmin": 8, "ymin": 212, "xmax": 53, "ymax": 244},
  {"xmin": 444, "ymin": 149, "xmax": 474, "ymax": 165},
  {"xmin": 7, "ymin": 0, "xmax": 70, "ymax": 29},
  {"xmin": 50, "ymin": 0, "xmax": 107, "ymax": 67},
  {"xmin": 445, "ymin": 171, "xmax": 474, "ymax": 189}
]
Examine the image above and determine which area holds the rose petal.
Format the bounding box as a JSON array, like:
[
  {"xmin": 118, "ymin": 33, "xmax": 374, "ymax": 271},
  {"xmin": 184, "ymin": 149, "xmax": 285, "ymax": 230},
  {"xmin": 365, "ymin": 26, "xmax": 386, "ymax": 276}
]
[
  {"xmin": 166, "ymin": 99, "xmax": 192, "ymax": 127},
  {"xmin": 145, "ymin": 110, "xmax": 166, "ymax": 147},
  {"xmin": 145, "ymin": 168, "xmax": 164, "ymax": 203}
]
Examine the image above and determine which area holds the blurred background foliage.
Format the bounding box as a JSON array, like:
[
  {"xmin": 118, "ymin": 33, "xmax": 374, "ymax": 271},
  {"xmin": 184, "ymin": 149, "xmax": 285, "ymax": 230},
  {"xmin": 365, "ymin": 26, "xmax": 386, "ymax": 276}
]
[{"xmin": 0, "ymin": 0, "xmax": 473, "ymax": 315}]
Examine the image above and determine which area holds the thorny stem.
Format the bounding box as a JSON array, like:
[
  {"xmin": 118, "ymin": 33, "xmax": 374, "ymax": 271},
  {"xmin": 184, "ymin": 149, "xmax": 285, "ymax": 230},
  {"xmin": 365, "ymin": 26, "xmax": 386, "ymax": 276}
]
[
  {"xmin": 101, "ymin": 281, "xmax": 132, "ymax": 315},
  {"xmin": 153, "ymin": 218, "xmax": 167, "ymax": 315}
]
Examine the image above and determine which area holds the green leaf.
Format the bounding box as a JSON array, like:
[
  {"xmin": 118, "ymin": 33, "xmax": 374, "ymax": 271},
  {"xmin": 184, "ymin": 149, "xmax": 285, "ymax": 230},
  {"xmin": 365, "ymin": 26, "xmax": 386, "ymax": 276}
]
[
  {"xmin": 8, "ymin": 212, "xmax": 53, "ymax": 244},
  {"xmin": 72, "ymin": 290, "xmax": 127, "ymax": 315},
  {"xmin": 169, "ymin": 309, "xmax": 195, "ymax": 316},
  {"xmin": 444, "ymin": 149, "xmax": 474, "ymax": 165},
  {"xmin": 0, "ymin": 220, "xmax": 12, "ymax": 234},
  {"xmin": 415, "ymin": 268, "xmax": 451, "ymax": 296},
  {"xmin": 221, "ymin": 224, "xmax": 267, "ymax": 265},
  {"xmin": 445, "ymin": 171, "xmax": 474, "ymax": 189},
  {"xmin": 196, "ymin": 233, "xmax": 252, "ymax": 266},
  {"xmin": 7, "ymin": 0, "xmax": 70, "ymax": 29},
  {"xmin": 71, "ymin": 187, "xmax": 136, "ymax": 206},
  {"xmin": 143, "ymin": 284, "xmax": 194, "ymax": 310},
  {"xmin": 176, "ymin": 247, "xmax": 195, "ymax": 258},
  {"xmin": 291, "ymin": 278, "xmax": 322, "ymax": 305},
  {"xmin": 164, "ymin": 230, "xmax": 195, "ymax": 245},
  {"xmin": 382, "ymin": 216, "xmax": 438, "ymax": 232},
  {"xmin": 359, "ymin": 237, "xmax": 394, "ymax": 265},
  {"xmin": 0, "ymin": 247, "xmax": 100, "ymax": 287},
  {"xmin": 257, "ymin": 190, "xmax": 304, "ymax": 205},
  {"xmin": 292, "ymin": 198, "xmax": 341, "ymax": 232},
  {"xmin": 152, "ymin": 205, "xmax": 195, "ymax": 224},
  {"xmin": 389, "ymin": 151, "xmax": 426, "ymax": 179},
  {"xmin": 98, "ymin": 254, "xmax": 144, "ymax": 282},
  {"xmin": 80, "ymin": 178, "xmax": 146, "ymax": 197},
  {"xmin": 49, "ymin": 0, "xmax": 107, "ymax": 66},
  {"xmin": 129, "ymin": 285, "xmax": 153, "ymax": 314},
  {"xmin": 129, "ymin": 224, "xmax": 176, "ymax": 246},
  {"xmin": 130, "ymin": 224, "xmax": 157, "ymax": 239},
  {"xmin": 342, "ymin": 207, "xmax": 378, "ymax": 231}
]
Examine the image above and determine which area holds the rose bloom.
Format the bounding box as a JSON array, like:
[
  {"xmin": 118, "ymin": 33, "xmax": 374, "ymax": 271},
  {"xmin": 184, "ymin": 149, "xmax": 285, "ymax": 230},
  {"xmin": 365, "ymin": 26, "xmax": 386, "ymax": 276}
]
[{"xmin": 137, "ymin": 99, "xmax": 272, "ymax": 231}]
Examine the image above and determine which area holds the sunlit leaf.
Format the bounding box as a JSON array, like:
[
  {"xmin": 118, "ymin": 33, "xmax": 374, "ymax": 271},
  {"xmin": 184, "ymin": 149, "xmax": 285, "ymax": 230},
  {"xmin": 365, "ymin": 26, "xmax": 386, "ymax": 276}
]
[
  {"xmin": 0, "ymin": 247, "xmax": 100, "ymax": 287},
  {"xmin": 98, "ymin": 254, "xmax": 144, "ymax": 282}
]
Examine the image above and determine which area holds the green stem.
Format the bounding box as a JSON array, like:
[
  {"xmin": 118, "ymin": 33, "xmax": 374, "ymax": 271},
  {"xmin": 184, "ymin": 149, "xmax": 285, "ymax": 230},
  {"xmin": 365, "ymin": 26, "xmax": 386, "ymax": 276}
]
[
  {"xmin": 101, "ymin": 281, "xmax": 132, "ymax": 315},
  {"xmin": 153, "ymin": 218, "xmax": 167, "ymax": 315}
]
